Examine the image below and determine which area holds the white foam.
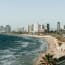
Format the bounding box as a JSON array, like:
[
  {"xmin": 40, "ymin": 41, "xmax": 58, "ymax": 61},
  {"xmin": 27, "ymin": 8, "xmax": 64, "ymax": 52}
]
[
  {"xmin": 1, "ymin": 60, "xmax": 16, "ymax": 65},
  {"xmin": 21, "ymin": 42, "xmax": 29, "ymax": 48},
  {"xmin": 0, "ymin": 49, "xmax": 16, "ymax": 65}
]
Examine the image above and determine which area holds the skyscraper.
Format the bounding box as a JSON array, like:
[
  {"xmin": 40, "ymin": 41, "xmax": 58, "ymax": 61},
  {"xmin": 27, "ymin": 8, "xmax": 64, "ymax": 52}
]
[
  {"xmin": 42, "ymin": 24, "xmax": 45, "ymax": 32},
  {"xmin": 5, "ymin": 25, "xmax": 11, "ymax": 33},
  {"xmin": 31, "ymin": 24, "xmax": 34, "ymax": 32},
  {"xmin": 42, "ymin": 24, "xmax": 44, "ymax": 29},
  {"xmin": 64, "ymin": 25, "xmax": 65, "ymax": 30},
  {"xmin": 47, "ymin": 24, "xmax": 50, "ymax": 32},
  {"xmin": 38, "ymin": 24, "xmax": 41, "ymax": 32},
  {"xmin": 57, "ymin": 22, "xmax": 60, "ymax": 33},
  {"xmin": 0, "ymin": 26, "xmax": 5, "ymax": 33},
  {"xmin": 28, "ymin": 25, "xmax": 31, "ymax": 33}
]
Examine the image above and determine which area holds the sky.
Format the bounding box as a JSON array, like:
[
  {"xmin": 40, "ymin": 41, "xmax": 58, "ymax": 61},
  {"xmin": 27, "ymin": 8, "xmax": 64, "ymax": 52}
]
[{"xmin": 0, "ymin": 0, "xmax": 65, "ymax": 30}]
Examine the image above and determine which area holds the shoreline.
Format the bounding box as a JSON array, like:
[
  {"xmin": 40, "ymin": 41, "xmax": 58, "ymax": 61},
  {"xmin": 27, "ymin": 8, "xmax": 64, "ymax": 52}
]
[
  {"xmin": 34, "ymin": 35, "xmax": 58, "ymax": 65},
  {"xmin": 33, "ymin": 35, "xmax": 65, "ymax": 65},
  {"xmin": 0, "ymin": 33, "xmax": 65, "ymax": 65}
]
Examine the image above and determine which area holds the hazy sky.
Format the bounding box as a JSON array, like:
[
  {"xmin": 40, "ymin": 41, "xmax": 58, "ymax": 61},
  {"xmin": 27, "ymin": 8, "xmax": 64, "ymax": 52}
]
[{"xmin": 0, "ymin": 0, "xmax": 65, "ymax": 29}]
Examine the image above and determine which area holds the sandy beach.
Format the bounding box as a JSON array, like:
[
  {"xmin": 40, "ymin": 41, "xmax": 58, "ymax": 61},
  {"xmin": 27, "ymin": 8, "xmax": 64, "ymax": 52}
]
[
  {"xmin": 33, "ymin": 35, "xmax": 58, "ymax": 65},
  {"xmin": 16, "ymin": 34, "xmax": 65, "ymax": 65},
  {"xmin": 31, "ymin": 35, "xmax": 65, "ymax": 65}
]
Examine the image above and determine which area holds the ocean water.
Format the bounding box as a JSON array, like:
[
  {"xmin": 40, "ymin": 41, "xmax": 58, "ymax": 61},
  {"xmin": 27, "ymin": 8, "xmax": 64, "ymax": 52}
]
[{"xmin": 0, "ymin": 34, "xmax": 48, "ymax": 65}]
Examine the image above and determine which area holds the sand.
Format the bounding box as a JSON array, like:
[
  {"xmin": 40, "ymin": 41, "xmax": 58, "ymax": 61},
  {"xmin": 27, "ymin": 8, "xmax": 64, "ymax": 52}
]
[{"xmin": 27, "ymin": 35, "xmax": 65, "ymax": 65}]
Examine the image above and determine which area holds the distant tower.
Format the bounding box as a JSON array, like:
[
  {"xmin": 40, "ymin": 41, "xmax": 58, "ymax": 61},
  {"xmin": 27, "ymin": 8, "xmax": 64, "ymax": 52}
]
[
  {"xmin": 5, "ymin": 25, "xmax": 11, "ymax": 33},
  {"xmin": 64, "ymin": 25, "xmax": 65, "ymax": 29},
  {"xmin": 38, "ymin": 24, "xmax": 41, "ymax": 32},
  {"xmin": 28, "ymin": 25, "xmax": 30, "ymax": 33},
  {"xmin": 42, "ymin": 24, "xmax": 44, "ymax": 29},
  {"xmin": 57, "ymin": 22, "xmax": 60, "ymax": 33},
  {"xmin": 31, "ymin": 24, "xmax": 34, "ymax": 32},
  {"xmin": 0, "ymin": 26, "xmax": 5, "ymax": 33},
  {"xmin": 42, "ymin": 24, "xmax": 45, "ymax": 32},
  {"xmin": 47, "ymin": 24, "xmax": 50, "ymax": 33}
]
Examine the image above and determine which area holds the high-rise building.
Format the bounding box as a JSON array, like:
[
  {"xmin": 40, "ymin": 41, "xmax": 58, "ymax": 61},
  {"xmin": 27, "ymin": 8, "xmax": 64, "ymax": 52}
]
[
  {"xmin": 28, "ymin": 25, "xmax": 31, "ymax": 33},
  {"xmin": 38, "ymin": 24, "xmax": 41, "ymax": 32},
  {"xmin": 42, "ymin": 24, "xmax": 45, "ymax": 32},
  {"xmin": 42, "ymin": 25, "xmax": 44, "ymax": 29},
  {"xmin": 28, "ymin": 24, "xmax": 45, "ymax": 34},
  {"xmin": 47, "ymin": 24, "xmax": 50, "ymax": 32},
  {"xmin": 64, "ymin": 25, "xmax": 65, "ymax": 29},
  {"xmin": 22, "ymin": 27, "xmax": 25, "ymax": 32},
  {"xmin": 33, "ymin": 24, "xmax": 38, "ymax": 33},
  {"xmin": 28, "ymin": 24, "xmax": 38, "ymax": 33},
  {"xmin": 57, "ymin": 22, "xmax": 60, "ymax": 32},
  {"xmin": 28, "ymin": 24, "xmax": 34, "ymax": 33},
  {"xmin": 31, "ymin": 24, "xmax": 34, "ymax": 32},
  {"xmin": 5, "ymin": 25, "xmax": 11, "ymax": 33},
  {"xmin": 0, "ymin": 26, "xmax": 5, "ymax": 33}
]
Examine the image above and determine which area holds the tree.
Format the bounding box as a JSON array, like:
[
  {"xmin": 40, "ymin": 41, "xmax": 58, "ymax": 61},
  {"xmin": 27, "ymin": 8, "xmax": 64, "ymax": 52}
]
[{"xmin": 39, "ymin": 53, "xmax": 57, "ymax": 65}]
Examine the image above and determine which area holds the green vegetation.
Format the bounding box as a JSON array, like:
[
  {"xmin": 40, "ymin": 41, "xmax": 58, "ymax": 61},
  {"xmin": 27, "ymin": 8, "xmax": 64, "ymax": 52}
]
[
  {"xmin": 38, "ymin": 53, "xmax": 65, "ymax": 65},
  {"xmin": 39, "ymin": 53, "xmax": 57, "ymax": 65},
  {"xmin": 56, "ymin": 35, "xmax": 65, "ymax": 42}
]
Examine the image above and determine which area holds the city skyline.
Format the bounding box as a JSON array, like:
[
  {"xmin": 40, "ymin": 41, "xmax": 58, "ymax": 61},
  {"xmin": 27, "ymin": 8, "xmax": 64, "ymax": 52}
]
[
  {"xmin": 0, "ymin": 22, "xmax": 65, "ymax": 32},
  {"xmin": 0, "ymin": 0, "xmax": 65, "ymax": 29}
]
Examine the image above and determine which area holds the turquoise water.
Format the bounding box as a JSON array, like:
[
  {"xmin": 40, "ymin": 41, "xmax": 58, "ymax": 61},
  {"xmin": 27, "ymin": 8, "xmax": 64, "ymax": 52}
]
[{"xmin": 0, "ymin": 34, "xmax": 48, "ymax": 65}]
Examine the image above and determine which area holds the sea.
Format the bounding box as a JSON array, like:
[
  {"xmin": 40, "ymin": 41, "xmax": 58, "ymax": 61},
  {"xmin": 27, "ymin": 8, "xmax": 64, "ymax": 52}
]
[{"xmin": 0, "ymin": 34, "xmax": 48, "ymax": 65}]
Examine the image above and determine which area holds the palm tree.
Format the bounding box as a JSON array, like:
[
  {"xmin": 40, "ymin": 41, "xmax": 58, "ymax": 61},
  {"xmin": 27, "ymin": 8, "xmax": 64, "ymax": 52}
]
[{"xmin": 39, "ymin": 53, "xmax": 57, "ymax": 65}]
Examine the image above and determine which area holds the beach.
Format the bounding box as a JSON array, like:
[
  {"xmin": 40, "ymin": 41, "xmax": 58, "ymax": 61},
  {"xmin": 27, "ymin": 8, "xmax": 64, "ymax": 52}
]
[
  {"xmin": 32, "ymin": 35, "xmax": 58, "ymax": 65},
  {"xmin": 31, "ymin": 35, "xmax": 65, "ymax": 65},
  {"xmin": 10, "ymin": 34, "xmax": 65, "ymax": 65},
  {"xmin": 0, "ymin": 33, "xmax": 65, "ymax": 65}
]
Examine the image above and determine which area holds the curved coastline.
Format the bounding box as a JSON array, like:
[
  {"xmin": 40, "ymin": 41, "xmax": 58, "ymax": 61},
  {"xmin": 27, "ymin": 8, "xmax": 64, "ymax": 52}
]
[
  {"xmin": 1, "ymin": 33, "xmax": 65, "ymax": 65},
  {"xmin": 34, "ymin": 35, "xmax": 58, "ymax": 65},
  {"xmin": 33, "ymin": 35, "xmax": 65, "ymax": 65},
  {"xmin": 0, "ymin": 34, "xmax": 48, "ymax": 64}
]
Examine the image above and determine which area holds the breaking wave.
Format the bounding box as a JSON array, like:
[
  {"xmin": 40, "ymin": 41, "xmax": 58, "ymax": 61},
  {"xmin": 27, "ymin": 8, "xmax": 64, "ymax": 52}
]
[{"xmin": 0, "ymin": 34, "xmax": 48, "ymax": 65}]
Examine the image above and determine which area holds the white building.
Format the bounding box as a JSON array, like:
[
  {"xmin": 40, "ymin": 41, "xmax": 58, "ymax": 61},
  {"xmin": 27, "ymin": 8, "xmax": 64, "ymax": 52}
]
[
  {"xmin": 28, "ymin": 25, "xmax": 32, "ymax": 33},
  {"xmin": 33, "ymin": 24, "xmax": 38, "ymax": 32},
  {"xmin": 5, "ymin": 25, "xmax": 11, "ymax": 33},
  {"xmin": 15, "ymin": 27, "xmax": 26, "ymax": 33},
  {"xmin": 28, "ymin": 24, "xmax": 45, "ymax": 34}
]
